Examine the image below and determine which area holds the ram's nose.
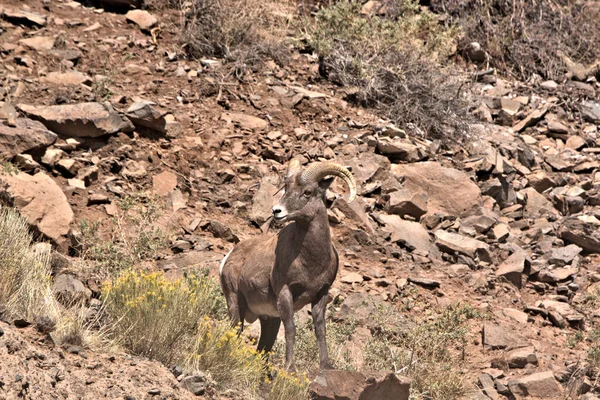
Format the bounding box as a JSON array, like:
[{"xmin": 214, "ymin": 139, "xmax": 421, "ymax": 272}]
[{"xmin": 272, "ymin": 206, "xmax": 287, "ymax": 220}]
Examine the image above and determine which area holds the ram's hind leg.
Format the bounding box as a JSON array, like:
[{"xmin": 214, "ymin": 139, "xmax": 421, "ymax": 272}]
[
  {"xmin": 224, "ymin": 292, "xmax": 248, "ymax": 334},
  {"xmin": 257, "ymin": 317, "xmax": 281, "ymax": 354}
]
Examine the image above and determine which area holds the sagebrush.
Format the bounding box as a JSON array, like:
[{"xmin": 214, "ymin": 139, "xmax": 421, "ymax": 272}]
[{"xmin": 305, "ymin": 0, "xmax": 469, "ymax": 141}]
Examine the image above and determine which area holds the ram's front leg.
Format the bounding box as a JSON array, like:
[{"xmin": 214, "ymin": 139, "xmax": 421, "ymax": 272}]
[
  {"xmin": 277, "ymin": 285, "xmax": 296, "ymax": 371},
  {"xmin": 312, "ymin": 289, "xmax": 333, "ymax": 370}
]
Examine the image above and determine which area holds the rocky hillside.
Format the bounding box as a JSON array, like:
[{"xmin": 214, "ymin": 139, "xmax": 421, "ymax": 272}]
[{"xmin": 1, "ymin": 0, "xmax": 600, "ymax": 399}]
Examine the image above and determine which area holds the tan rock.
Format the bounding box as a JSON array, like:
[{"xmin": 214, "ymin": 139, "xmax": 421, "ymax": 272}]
[
  {"xmin": 42, "ymin": 71, "xmax": 92, "ymax": 86},
  {"xmin": 0, "ymin": 171, "xmax": 74, "ymax": 250},
  {"xmin": 508, "ymin": 371, "xmax": 563, "ymax": 399},
  {"xmin": 0, "ymin": 118, "xmax": 57, "ymax": 157},
  {"xmin": 18, "ymin": 102, "xmax": 134, "ymax": 138},
  {"xmin": 19, "ymin": 36, "xmax": 56, "ymax": 52},
  {"xmin": 125, "ymin": 9, "xmax": 158, "ymax": 31},
  {"xmin": 391, "ymin": 162, "xmax": 481, "ymax": 217}
]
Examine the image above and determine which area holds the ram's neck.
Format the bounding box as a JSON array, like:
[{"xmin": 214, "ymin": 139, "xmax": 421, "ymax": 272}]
[{"xmin": 293, "ymin": 207, "xmax": 333, "ymax": 270}]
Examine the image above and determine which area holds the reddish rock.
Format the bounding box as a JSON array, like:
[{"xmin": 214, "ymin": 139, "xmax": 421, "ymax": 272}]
[
  {"xmin": 391, "ymin": 162, "xmax": 481, "ymax": 217},
  {"xmin": 0, "ymin": 171, "xmax": 74, "ymax": 250},
  {"xmin": 310, "ymin": 370, "xmax": 410, "ymax": 400},
  {"xmin": 0, "ymin": 118, "xmax": 57, "ymax": 157}
]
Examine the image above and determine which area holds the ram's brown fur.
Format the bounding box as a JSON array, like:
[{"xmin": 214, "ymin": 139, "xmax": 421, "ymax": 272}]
[{"xmin": 219, "ymin": 159, "xmax": 356, "ymax": 370}]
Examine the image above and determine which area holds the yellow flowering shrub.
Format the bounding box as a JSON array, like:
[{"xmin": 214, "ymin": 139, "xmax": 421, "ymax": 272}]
[
  {"xmin": 184, "ymin": 318, "xmax": 265, "ymax": 393},
  {"xmin": 102, "ymin": 269, "xmax": 226, "ymax": 364},
  {"xmin": 103, "ymin": 268, "xmax": 313, "ymax": 399},
  {"xmin": 268, "ymin": 368, "xmax": 310, "ymax": 400}
]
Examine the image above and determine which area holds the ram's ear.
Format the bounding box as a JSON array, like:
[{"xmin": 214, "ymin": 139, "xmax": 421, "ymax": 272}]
[
  {"xmin": 318, "ymin": 176, "xmax": 335, "ymax": 191},
  {"xmin": 286, "ymin": 158, "xmax": 301, "ymax": 178}
]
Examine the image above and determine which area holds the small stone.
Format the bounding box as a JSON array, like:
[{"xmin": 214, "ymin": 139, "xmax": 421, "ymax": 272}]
[
  {"xmin": 565, "ymin": 135, "xmax": 586, "ymax": 150},
  {"xmin": 18, "ymin": 36, "xmax": 56, "ymax": 52},
  {"xmin": 496, "ymin": 250, "xmax": 530, "ymax": 288},
  {"xmin": 540, "ymin": 80, "xmax": 558, "ymax": 90},
  {"xmin": 407, "ymin": 276, "xmax": 440, "ymax": 289},
  {"xmin": 125, "ymin": 10, "xmax": 158, "ymax": 31},
  {"xmin": 341, "ymin": 272, "xmax": 363, "ymax": 284},
  {"xmin": 507, "ymin": 346, "xmax": 538, "ymax": 368}
]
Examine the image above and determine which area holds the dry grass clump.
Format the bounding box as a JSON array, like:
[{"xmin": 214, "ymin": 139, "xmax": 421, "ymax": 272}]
[
  {"xmin": 74, "ymin": 193, "xmax": 168, "ymax": 277},
  {"xmin": 433, "ymin": 0, "xmax": 600, "ymax": 80},
  {"xmin": 179, "ymin": 0, "xmax": 293, "ymax": 64},
  {"xmin": 0, "ymin": 207, "xmax": 57, "ymax": 321},
  {"xmin": 0, "ymin": 207, "xmax": 103, "ymax": 347},
  {"xmin": 365, "ymin": 303, "xmax": 478, "ymax": 400},
  {"xmin": 305, "ymin": 0, "xmax": 469, "ymax": 141}
]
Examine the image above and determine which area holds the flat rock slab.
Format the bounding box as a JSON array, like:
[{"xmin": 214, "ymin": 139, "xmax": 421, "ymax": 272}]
[
  {"xmin": 507, "ymin": 371, "xmax": 563, "ymax": 399},
  {"xmin": 18, "ymin": 102, "xmax": 134, "ymax": 138},
  {"xmin": 391, "ymin": 162, "xmax": 481, "ymax": 217},
  {"xmin": 539, "ymin": 300, "xmax": 584, "ymax": 328},
  {"xmin": 537, "ymin": 267, "xmax": 578, "ymax": 283},
  {"xmin": 41, "ymin": 71, "xmax": 92, "ymax": 86},
  {"xmin": 434, "ymin": 230, "xmax": 492, "ymax": 262},
  {"xmin": 221, "ymin": 112, "xmax": 268, "ymax": 131},
  {"xmin": 152, "ymin": 171, "xmax": 178, "ymax": 196},
  {"xmin": 0, "ymin": 171, "xmax": 74, "ymax": 250},
  {"xmin": 559, "ymin": 216, "xmax": 600, "ymax": 253},
  {"xmin": 482, "ymin": 323, "xmax": 530, "ymax": 350},
  {"xmin": 18, "ymin": 36, "xmax": 56, "ymax": 52},
  {"xmin": 0, "ymin": 118, "xmax": 57, "ymax": 157},
  {"xmin": 0, "ymin": 7, "xmax": 47, "ymax": 27},
  {"xmin": 310, "ymin": 369, "xmax": 410, "ymax": 400},
  {"xmin": 379, "ymin": 214, "xmax": 440, "ymax": 258}
]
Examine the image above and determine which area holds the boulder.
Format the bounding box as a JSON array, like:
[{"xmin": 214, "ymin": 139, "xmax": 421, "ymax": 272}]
[
  {"xmin": 0, "ymin": 118, "xmax": 57, "ymax": 157},
  {"xmin": 251, "ymin": 176, "xmax": 279, "ymax": 226},
  {"xmin": 310, "ymin": 369, "xmax": 410, "ymax": 400},
  {"xmin": 434, "ymin": 230, "xmax": 492, "ymax": 262},
  {"xmin": 385, "ymin": 189, "xmax": 428, "ymax": 220},
  {"xmin": 391, "ymin": 162, "xmax": 481, "ymax": 217},
  {"xmin": 559, "ymin": 217, "xmax": 600, "ymax": 253},
  {"xmin": 379, "ymin": 214, "xmax": 439, "ymax": 258},
  {"xmin": 18, "ymin": 102, "xmax": 134, "ymax": 138},
  {"xmin": 482, "ymin": 324, "xmax": 530, "ymax": 350},
  {"xmin": 53, "ymin": 274, "xmax": 91, "ymax": 305},
  {"xmin": 125, "ymin": 100, "xmax": 167, "ymax": 133},
  {"xmin": 0, "ymin": 171, "xmax": 73, "ymax": 250},
  {"xmin": 125, "ymin": 9, "xmax": 158, "ymax": 32},
  {"xmin": 507, "ymin": 347, "xmax": 538, "ymax": 369},
  {"xmin": 376, "ymin": 138, "xmax": 424, "ymax": 162},
  {"xmin": 495, "ymin": 250, "xmax": 530, "ymax": 288},
  {"xmin": 507, "ymin": 371, "xmax": 563, "ymax": 399},
  {"xmin": 520, "ymin": 187, "xmax": 556, "ymax": 216}
]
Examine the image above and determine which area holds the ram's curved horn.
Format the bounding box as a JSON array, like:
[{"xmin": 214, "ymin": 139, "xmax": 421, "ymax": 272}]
[{"xmin": 300, "ymin": 162, "xmax": 357, "ymax": 202}]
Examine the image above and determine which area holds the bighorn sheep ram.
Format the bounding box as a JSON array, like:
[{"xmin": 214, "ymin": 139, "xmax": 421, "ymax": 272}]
[{"xmin": 220, "ymin": 159, "xmax": 356, "ymax": 370}]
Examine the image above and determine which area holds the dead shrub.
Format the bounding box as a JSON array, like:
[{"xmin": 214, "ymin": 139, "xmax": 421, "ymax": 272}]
[
  {"xmin": 179, "ymin": 0, "xmax": 293, "ymax": 65},
  {"xmin": 305, "ymin": 0, "xmax": 470, "ymax": 141},
  {"xmin": 432, "ymin": 0, "xmax": 600, "ymax": 80}
]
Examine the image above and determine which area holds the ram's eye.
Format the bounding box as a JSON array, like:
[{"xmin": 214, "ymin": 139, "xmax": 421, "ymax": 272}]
[{"xmin": 303, "ymin": 190, "xmax": 311, "ymax": 197}]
